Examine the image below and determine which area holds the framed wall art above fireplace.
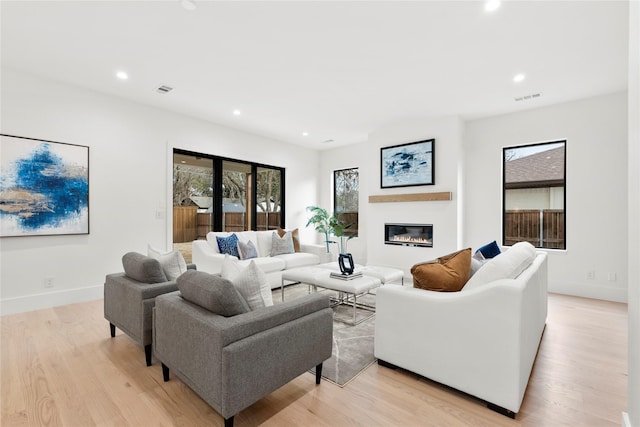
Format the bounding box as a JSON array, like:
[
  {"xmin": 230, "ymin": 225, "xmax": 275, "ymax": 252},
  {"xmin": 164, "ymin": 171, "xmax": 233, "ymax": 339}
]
[{"xmin": 380, "ymin": 138, "xmax": 435, "ymax": 188}]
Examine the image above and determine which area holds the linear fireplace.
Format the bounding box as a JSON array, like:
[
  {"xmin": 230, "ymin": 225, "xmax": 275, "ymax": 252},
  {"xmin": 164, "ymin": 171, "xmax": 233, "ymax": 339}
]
[{"xmin": 385, "ymin": 223, "xmax": 433, "ymax": 248}]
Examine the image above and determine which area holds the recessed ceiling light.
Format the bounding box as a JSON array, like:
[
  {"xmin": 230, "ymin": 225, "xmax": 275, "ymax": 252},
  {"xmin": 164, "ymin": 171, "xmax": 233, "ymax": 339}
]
[
  {"xmin": 116, "ymin": 71, "xmax": 128, "ymax": 80},
  {"xmin": 513, "ymin": 73, "xmax": 526, "ymax": 83},
  {"xmin": 485, "ymin": 0, "xmax": 500, "ymax": 12},
  {"xmin": 181, "ymin": 0, "xmax": 197, "ymax": 11},
  {"xmin": 233, "ymin": 109, "xmax": 241, "ymax": 116},
  {"xmin": 302, "ymin": 132, "xmax": 309, "ymax": 137}
]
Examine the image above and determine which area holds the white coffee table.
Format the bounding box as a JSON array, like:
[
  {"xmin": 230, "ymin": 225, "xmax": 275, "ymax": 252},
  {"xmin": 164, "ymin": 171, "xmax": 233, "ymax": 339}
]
[
  {"xmin": 282, "ymin": 266, "xmax": 381, "ymax": 325},
  {"xmin": 317, "ymin": 262, "xmax": 404, "ymax": 285}
]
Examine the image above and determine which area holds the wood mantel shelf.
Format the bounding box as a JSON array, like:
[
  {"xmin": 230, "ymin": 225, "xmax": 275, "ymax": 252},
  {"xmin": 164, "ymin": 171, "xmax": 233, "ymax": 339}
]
[{"xmin": 368, "ymin": 192, "xmax": 452, "ymax": 203}]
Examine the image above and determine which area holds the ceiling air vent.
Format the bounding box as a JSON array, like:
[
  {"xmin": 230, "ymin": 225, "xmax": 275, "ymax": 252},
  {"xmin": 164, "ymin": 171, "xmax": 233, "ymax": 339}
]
[
  {"xmin": 156, "ymin": 85, "xmax": 173, "ymax": 94},
  {"xmin": 515, "ymin": 92, "xmax": 542, "ymax": 102}
]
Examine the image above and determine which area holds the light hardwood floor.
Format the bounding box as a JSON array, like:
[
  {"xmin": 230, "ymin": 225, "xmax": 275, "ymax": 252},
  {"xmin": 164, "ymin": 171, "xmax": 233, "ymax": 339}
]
[{"xmin": 1, "ymin": 293, "xmax": 627, "ymax": 426}]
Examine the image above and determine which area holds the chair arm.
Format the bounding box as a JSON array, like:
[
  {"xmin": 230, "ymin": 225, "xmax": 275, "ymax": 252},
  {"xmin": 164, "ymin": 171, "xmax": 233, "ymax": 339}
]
[
  {"xmin": 104, "ymin": 273, "xmax": 178, "ymax": 345},
  {"xmin": 299, "ymin": 243, "xmax": 327, "ymax": 257},
  {"xmin": 192, "ymin": 240, "xmax": 231, "ymax": 274}
]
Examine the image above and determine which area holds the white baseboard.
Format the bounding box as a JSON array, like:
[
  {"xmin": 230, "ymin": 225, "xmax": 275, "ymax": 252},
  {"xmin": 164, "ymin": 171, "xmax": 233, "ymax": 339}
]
[
  {"xmin": 1, "ymin": 284, "xmax": 103, "ymax": 316},
  {"xmin": 549, "ymin": 281, "xmax": 628, "ymax": 303},
  {"xmin": 623, "ymin": 412, "xmax": 632, "ymax": 427}
]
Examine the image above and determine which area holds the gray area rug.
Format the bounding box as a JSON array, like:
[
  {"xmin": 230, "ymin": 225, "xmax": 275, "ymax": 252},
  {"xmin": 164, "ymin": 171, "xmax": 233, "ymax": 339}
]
[{"xmin": 274, "ymin": 283, "xmax": 377, "ymax": 387}]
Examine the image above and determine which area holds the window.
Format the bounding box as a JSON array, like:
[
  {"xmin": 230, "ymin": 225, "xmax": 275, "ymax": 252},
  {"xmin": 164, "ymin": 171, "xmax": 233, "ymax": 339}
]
[
  {"xmin": 172, "ymin": 149, "xmax": 284, "ymax": 244},
  {"xmin": 334, "ymin": 168, "xmax": 359, "ymax": 236},
  {"xmin": 503, "ymin": 141, "xmax": 566, "ymax": 249}
]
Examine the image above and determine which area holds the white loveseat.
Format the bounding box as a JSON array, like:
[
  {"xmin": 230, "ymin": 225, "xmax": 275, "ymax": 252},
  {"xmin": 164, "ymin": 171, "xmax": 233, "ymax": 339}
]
[
  {"xmin": 192, "ymin": 230, "xmax": 324, "ymax": 289},
  {"xmin": 374, "ymin": 242, "xmax": 548, "ymax": 417}
]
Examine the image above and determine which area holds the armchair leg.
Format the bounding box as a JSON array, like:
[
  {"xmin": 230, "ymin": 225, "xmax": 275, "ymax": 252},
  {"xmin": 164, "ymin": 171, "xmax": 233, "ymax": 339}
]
[
  {"xmin": 224, "ymin": 416, "xmax": 234, "ymax": 427},
  {"xmin": 162, "ymin": 363, "xmax": 170, "ymax": 382},
  {"xmin": 144, "ymin": 344, "xmax": 152, "ymax": 367},
  {"xmin": 110, "ymin": 323, "xmax": 116, "ymax": 338},
  {"xmin": 315, "ymin": 363, "xmax": 323, "ymax": 384}
]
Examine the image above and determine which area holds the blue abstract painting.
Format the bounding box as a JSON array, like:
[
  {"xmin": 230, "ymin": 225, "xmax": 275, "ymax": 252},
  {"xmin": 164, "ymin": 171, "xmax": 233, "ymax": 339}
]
[
  {"xmin": 381, "ymin": 139, "xmax": 434, "ymax": 188},
  {"xmin": 1, "ymin": 135, "xmax": 89, "ymax": 237}
]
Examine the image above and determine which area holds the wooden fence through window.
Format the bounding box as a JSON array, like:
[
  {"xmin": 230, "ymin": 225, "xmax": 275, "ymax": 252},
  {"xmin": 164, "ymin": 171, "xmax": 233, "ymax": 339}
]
[
  {"xmin": 504, "ymin": 209, "xmax": 564, "ymax": 249},
  {"xmin": 173, "ymin": 207, "xmax": 281, "ymax": 243}
]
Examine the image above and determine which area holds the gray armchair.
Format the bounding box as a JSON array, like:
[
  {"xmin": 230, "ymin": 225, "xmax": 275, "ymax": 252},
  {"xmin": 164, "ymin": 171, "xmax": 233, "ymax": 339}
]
[
  {"xmin": 153, "ymin": 270, "xmax": 333, "ymax": 427},
  {"xmin": 104, "ymin": 252, "xmax": 194, "ymax": 366}
]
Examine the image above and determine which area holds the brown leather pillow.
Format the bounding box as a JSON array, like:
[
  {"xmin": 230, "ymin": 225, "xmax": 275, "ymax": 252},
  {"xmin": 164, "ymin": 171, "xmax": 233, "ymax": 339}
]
[
  {"xmin": 411, "ymin": 248, "xmax": 472, "ymax": 292},
  {"xmin": 277, "ymin": 227, "xmax": 300, "ymax": 252}
]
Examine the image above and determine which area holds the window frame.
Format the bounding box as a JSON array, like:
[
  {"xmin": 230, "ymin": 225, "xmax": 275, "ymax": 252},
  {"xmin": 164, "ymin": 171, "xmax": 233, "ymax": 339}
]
[
  {"xmin": 333, "ymin": 167, "xmax": 359, "ymax": 237},
  {"xmin": 173, "ymin": 148, "xmax": 285, "ymax": 233},
  {"xmin": 502, "ymin": 140, "xmax": 566, "ymax": 250}
]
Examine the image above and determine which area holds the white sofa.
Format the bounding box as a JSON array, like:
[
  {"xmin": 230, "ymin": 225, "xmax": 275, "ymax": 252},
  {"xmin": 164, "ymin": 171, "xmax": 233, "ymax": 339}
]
[
  {"xmin": 192, "ymin": 230, "xmax": 324, "ymax": 289},
  {"xmin": 374, "ymin": 243, "xmax": 548, "ymax": 417}
]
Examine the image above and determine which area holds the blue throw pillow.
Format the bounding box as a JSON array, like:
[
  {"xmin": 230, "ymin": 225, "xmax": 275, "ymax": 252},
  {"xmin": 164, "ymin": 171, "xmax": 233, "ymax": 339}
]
[
  {"xmin": 216, "ymin": 234, "xmax": 240, "ymax": 258},
  {"xmin": 475, "ymin": 240, "xmax": 501, "ymax": 259}
]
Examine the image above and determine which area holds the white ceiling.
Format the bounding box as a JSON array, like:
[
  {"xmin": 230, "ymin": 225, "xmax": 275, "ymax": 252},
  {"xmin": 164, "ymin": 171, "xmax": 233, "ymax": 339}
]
[{"xmin": 1, "ymin": 1, "xmax": 629, "ymax": 149}]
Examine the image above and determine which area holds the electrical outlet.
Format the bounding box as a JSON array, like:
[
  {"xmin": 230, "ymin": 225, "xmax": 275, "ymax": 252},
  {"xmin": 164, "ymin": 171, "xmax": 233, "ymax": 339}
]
[
  {"xmin": 608, "ymin": 272, "xmax": 617, "ymax": 281},
  {"xmin": 586, "ymin": 271, "xmax": 595, "ymax": 280},
  {"xmin": 44, "ymin": 277, "xmax": 54, "ymax": 288}
]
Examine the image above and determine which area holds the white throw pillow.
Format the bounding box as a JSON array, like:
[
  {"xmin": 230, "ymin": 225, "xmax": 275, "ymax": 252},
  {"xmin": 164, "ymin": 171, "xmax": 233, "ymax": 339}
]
[
  {"xmin": 221, "ymin": 255, "xmax": 273, "ymax": 309},
  {"xmin": 147, "ymin": 245, "xmax": 187, "ymax": 281},
  {"xmin": 463, "ymin": 241, "xmax": 536, "ymax": 291}
]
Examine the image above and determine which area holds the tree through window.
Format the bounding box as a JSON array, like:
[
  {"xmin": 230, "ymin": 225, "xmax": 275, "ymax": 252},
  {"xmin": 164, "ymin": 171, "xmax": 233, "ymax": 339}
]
[{"xmin": 334, "ymin": 168, "xmax": 359, "ymax": 236}]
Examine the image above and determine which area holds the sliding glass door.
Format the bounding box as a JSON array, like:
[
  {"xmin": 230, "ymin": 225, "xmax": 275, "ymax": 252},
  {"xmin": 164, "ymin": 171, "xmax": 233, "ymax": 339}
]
[{"xmin": 173, "ymin": 149, "xmax": 285, "ymax": 246}]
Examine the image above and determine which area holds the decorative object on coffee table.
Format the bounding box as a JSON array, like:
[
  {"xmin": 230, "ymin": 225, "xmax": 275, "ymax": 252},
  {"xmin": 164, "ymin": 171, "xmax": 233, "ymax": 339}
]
[{"xmin": 338, "ymin": 253, "xmax": 355, "ymax": 275}]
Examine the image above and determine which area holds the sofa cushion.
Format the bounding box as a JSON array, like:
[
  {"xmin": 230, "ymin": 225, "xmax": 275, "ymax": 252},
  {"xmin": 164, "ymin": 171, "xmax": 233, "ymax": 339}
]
[
  {"xmin": 411, "ymin": 248, "xmax": 471, "ymax": 292},
  {"xmin": 221, "ymin": 255, "xmax": 274, "ymax": 309},
  {"xmin": 147, "ymin": 245, "xmax": 188, "ymax": 280},
  {"xmin": 206, "ymin": 231, "xmax": 232, "ymax": 254},
  {"xmin": 242, "ymin": 256, "xmax": 285, "ymax": 273},
  {"xmin": 277, "ymin": 227, "xmax": 301, "ymax": 252},
  {"xmin": 463, "ymin": 241, "xmax": 537, "ymax": 291},
  {"xmin": 216, "ymin": 233, "xmax": 240, "ymax": 258},
  {"xmin": 470, "ymin": 251, "xmax": 488, "ymax": 278},
  {"xmin": 476, "ymin": 240, "xmax": 501, "ymax": 259},
  {"xmin": 271, "ymin": 231, "xmax": 295, "ymax": 256},
  {"xmin": 274, "ymin": 252, "xmax": 321, "ymax": 269},
  {"xmin": 256, "ymin": 231, "xmax": 274, "ymax": 257},
  {"xmin": 177, "ymin": 270, "xmax": 250, "ymax": 317},
  {"xmin": 122, "ymin": 252, "xmax": 168, "ymax": 283},
  {"xmin": 237, "ymin": 240, "xmax": 258, "ymax": 260}
]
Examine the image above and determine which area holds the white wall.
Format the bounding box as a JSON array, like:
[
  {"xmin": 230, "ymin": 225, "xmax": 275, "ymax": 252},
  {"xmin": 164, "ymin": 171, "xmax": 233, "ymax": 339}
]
[
  {"xmin": 0, "ymin": 68, "xmax": 320, "ymax": 315},
  {"xmin": 626, "ymin": 1, "xmax": 639, "ymax": 425},
  {"xmin": 465, "ymin": 92, "xmax": 628, "ymax": 302},
  {"xmin": 319, "ymin": 116, "xmax": 464, "ymax": 278}
]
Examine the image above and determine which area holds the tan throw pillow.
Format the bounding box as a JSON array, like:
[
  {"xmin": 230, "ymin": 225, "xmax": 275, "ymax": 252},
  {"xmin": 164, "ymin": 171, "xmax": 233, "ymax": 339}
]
[
  {"xmin": 277, "ymin": 227, "xmax": 300, "ymax": 252},
  {"xmin": 411, "ymin": 248, "xmax": 472, "ymax": 292}
]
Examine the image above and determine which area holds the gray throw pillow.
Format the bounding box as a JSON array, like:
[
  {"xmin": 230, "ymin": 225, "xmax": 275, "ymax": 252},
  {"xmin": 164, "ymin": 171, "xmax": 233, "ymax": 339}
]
[
  {"xmin": 177, "ymin": 270, "xmax": 250, "ymax": 317},
  {"xmin": 271, "ymin": 231, "xmax": 295, "ymax": 256},
  {"xmin": 122, "ymin": 252, "xmax": 168, "ymax": 283}
]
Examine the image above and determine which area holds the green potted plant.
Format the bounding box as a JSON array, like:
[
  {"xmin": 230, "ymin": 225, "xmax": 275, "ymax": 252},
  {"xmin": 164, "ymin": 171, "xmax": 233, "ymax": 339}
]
[
  {"xmin": 305, "ymin": 206, "xmax": 335, "ymax": 253},
  {"xmin": 306, "ymin": 206, "xmax": 356, "ymax": 254},
  {"xmin": 330, "ymin": 214, "xmax": 356, "ymax": 254}
]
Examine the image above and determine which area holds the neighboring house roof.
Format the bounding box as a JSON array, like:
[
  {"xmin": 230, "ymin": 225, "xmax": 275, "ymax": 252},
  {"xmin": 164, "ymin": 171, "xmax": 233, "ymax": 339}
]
[
  {"xmin": 505, "ymin": 146, "xmax": 565, "ymax": 189},
  {"xmin": 190, "ymin": 196, "xmax": 212, "ymax": 209}
]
